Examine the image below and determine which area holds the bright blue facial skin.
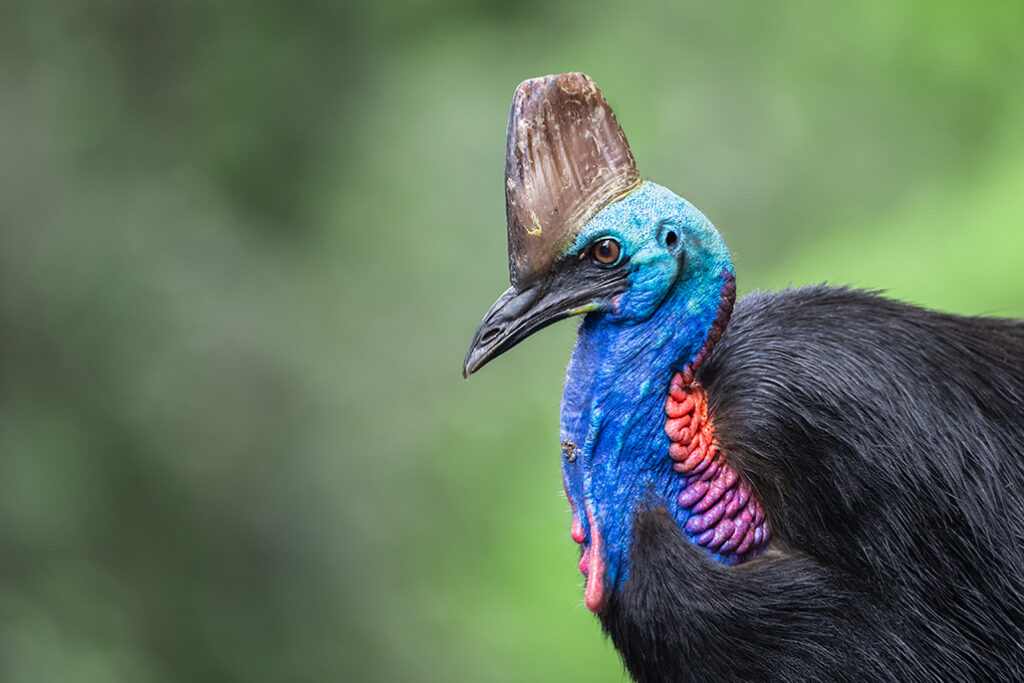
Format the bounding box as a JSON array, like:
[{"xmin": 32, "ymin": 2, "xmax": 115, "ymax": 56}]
[{"xmin": 559, "ymin": 181, "xmax": 734, "ymax": 596}]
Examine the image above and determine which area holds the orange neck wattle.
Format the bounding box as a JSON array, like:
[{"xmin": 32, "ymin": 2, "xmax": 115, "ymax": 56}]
[{"xmin": 665, "ymin": 370, "xmax": 770, "ymax": 562}]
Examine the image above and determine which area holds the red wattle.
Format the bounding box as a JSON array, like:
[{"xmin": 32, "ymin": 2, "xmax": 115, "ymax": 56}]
[
  {"xmin": 584, "ymin": 508, "xmax": 608, "ymax": 613},
  {"xmin": 571, "ymin": 515, "xmax": 586, "ymax": 544}
]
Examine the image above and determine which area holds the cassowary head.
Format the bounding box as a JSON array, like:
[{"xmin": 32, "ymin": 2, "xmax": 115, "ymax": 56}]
[
  {"xmin": 464, "ymin": 73, "xmax": 744, "ymax": 612},
  {"xmin": 464, "ymin": 73, "xmax": 731, "ymax": 377}
]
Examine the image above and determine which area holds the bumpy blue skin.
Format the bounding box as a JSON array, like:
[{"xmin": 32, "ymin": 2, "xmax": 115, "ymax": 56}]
[{"xmin": 559, "ymin": 182, "xmax": 734, "ymax": 596}]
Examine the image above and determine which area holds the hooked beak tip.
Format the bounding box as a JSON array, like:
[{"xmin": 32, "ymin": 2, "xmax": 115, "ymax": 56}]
[
  {"xmin": 461, "ymin": 261, "xmax": 630, "ymax": 380},
  {"xmin": 462, "ymin": 340, "xmax": 494, "ymax": 379}
]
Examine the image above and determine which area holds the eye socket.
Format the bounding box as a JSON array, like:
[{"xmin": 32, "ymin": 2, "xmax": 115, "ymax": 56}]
[
  {"xmin": 665, "ymin": 231, "xmax": 678, "ymax": 248},
  {"xmin": 590, "ymin": 238, "xmax": 621, "ymax": 266}
]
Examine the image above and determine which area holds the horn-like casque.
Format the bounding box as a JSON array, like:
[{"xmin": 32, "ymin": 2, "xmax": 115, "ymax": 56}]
[{"xmin": 504, "ymin": 72, "xmax": 641, "ymax": 288}]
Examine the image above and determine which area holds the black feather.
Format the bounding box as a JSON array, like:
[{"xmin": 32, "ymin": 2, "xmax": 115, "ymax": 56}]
[{"xmin": 602, "ymin": 286, "xmax": 1024, "ymax": 681}]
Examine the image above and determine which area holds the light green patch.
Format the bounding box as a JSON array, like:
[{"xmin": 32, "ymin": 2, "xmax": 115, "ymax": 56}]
[{"xmin": 568, "ymin": 302, "xmax": 601, "ymax": 315}]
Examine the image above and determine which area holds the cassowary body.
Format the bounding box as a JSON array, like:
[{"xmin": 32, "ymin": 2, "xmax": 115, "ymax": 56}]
[
  {"xmin": 604, "ymin": 286, "xmax": 1024, "ymax": 680},
  {"xmin": 464, "ymin": 73, "xmax": 1024, "ymax": 680}
]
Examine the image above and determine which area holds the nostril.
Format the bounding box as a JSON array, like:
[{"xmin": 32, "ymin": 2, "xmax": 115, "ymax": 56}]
[
  {"xmin": 665, "ymin": 231, "xmax": 678, "ymax": 248},
  {"xmin": 479, "ymin": 326, "xmax": 501, "ymax": 345}
]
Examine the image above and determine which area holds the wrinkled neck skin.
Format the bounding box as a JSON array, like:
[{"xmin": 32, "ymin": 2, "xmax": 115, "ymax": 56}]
[{"xmin": 559, "ymin": 185, "xmax": 734, "ymax": 611}]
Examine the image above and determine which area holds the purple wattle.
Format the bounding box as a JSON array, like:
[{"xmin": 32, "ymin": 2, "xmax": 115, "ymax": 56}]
[
  {"xmin": 665, "ymin": 370, "xmax": 771, "ymax": 564},
  {"xmin": 678, "ymin": 481, "xmax": 709, "ymax": 507}
]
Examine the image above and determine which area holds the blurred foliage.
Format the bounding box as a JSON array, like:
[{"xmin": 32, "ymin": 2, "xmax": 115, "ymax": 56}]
[{"xmin": 1, "ymin": 0, "xmax": 1023, "ymax": 681}]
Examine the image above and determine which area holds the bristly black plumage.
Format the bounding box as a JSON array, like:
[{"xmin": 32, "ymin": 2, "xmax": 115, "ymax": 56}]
[
  {"xmin": 600, "ymin": 285, "xmax": 1024, "ymax": 682},
  {"xmin": 465, "ymin": 74, "xmax": 1024, "ymax": 681}
]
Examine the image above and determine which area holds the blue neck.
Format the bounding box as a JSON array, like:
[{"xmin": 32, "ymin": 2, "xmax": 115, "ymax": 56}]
[{"xmin": 560, "ymin": 252, "xmax": 732, "ymax": 594}]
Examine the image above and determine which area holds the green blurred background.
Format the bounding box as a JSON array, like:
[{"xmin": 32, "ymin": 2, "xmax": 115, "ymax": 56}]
[{"xmin": 2, "ymin": 1, "xmax": 1023, "ymax": 680}]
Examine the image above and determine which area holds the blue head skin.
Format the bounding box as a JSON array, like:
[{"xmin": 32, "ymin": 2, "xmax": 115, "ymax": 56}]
[
  {"xmin": 557, "ymin": 182, "xmax": 734, "ymax": 609},
  {"xmin": 465, "ymin": 180, "xmax": 734, "ymax": 610}
]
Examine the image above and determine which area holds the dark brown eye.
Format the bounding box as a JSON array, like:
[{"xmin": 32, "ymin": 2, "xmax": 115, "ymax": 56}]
[{"xmin": 591, "ymin": 238, "xmax": 621, "ymax": 266}]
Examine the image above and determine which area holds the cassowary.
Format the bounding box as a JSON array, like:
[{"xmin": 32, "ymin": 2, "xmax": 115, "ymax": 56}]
[{"xmin": 463, "ymin": 73, "xmax": 1024, "ymax": 681}]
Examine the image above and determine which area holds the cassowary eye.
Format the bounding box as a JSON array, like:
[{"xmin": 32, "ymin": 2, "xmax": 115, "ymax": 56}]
[{"xmin": 591, "ymin": 238, "xmax": 621, "ymax": 266}]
